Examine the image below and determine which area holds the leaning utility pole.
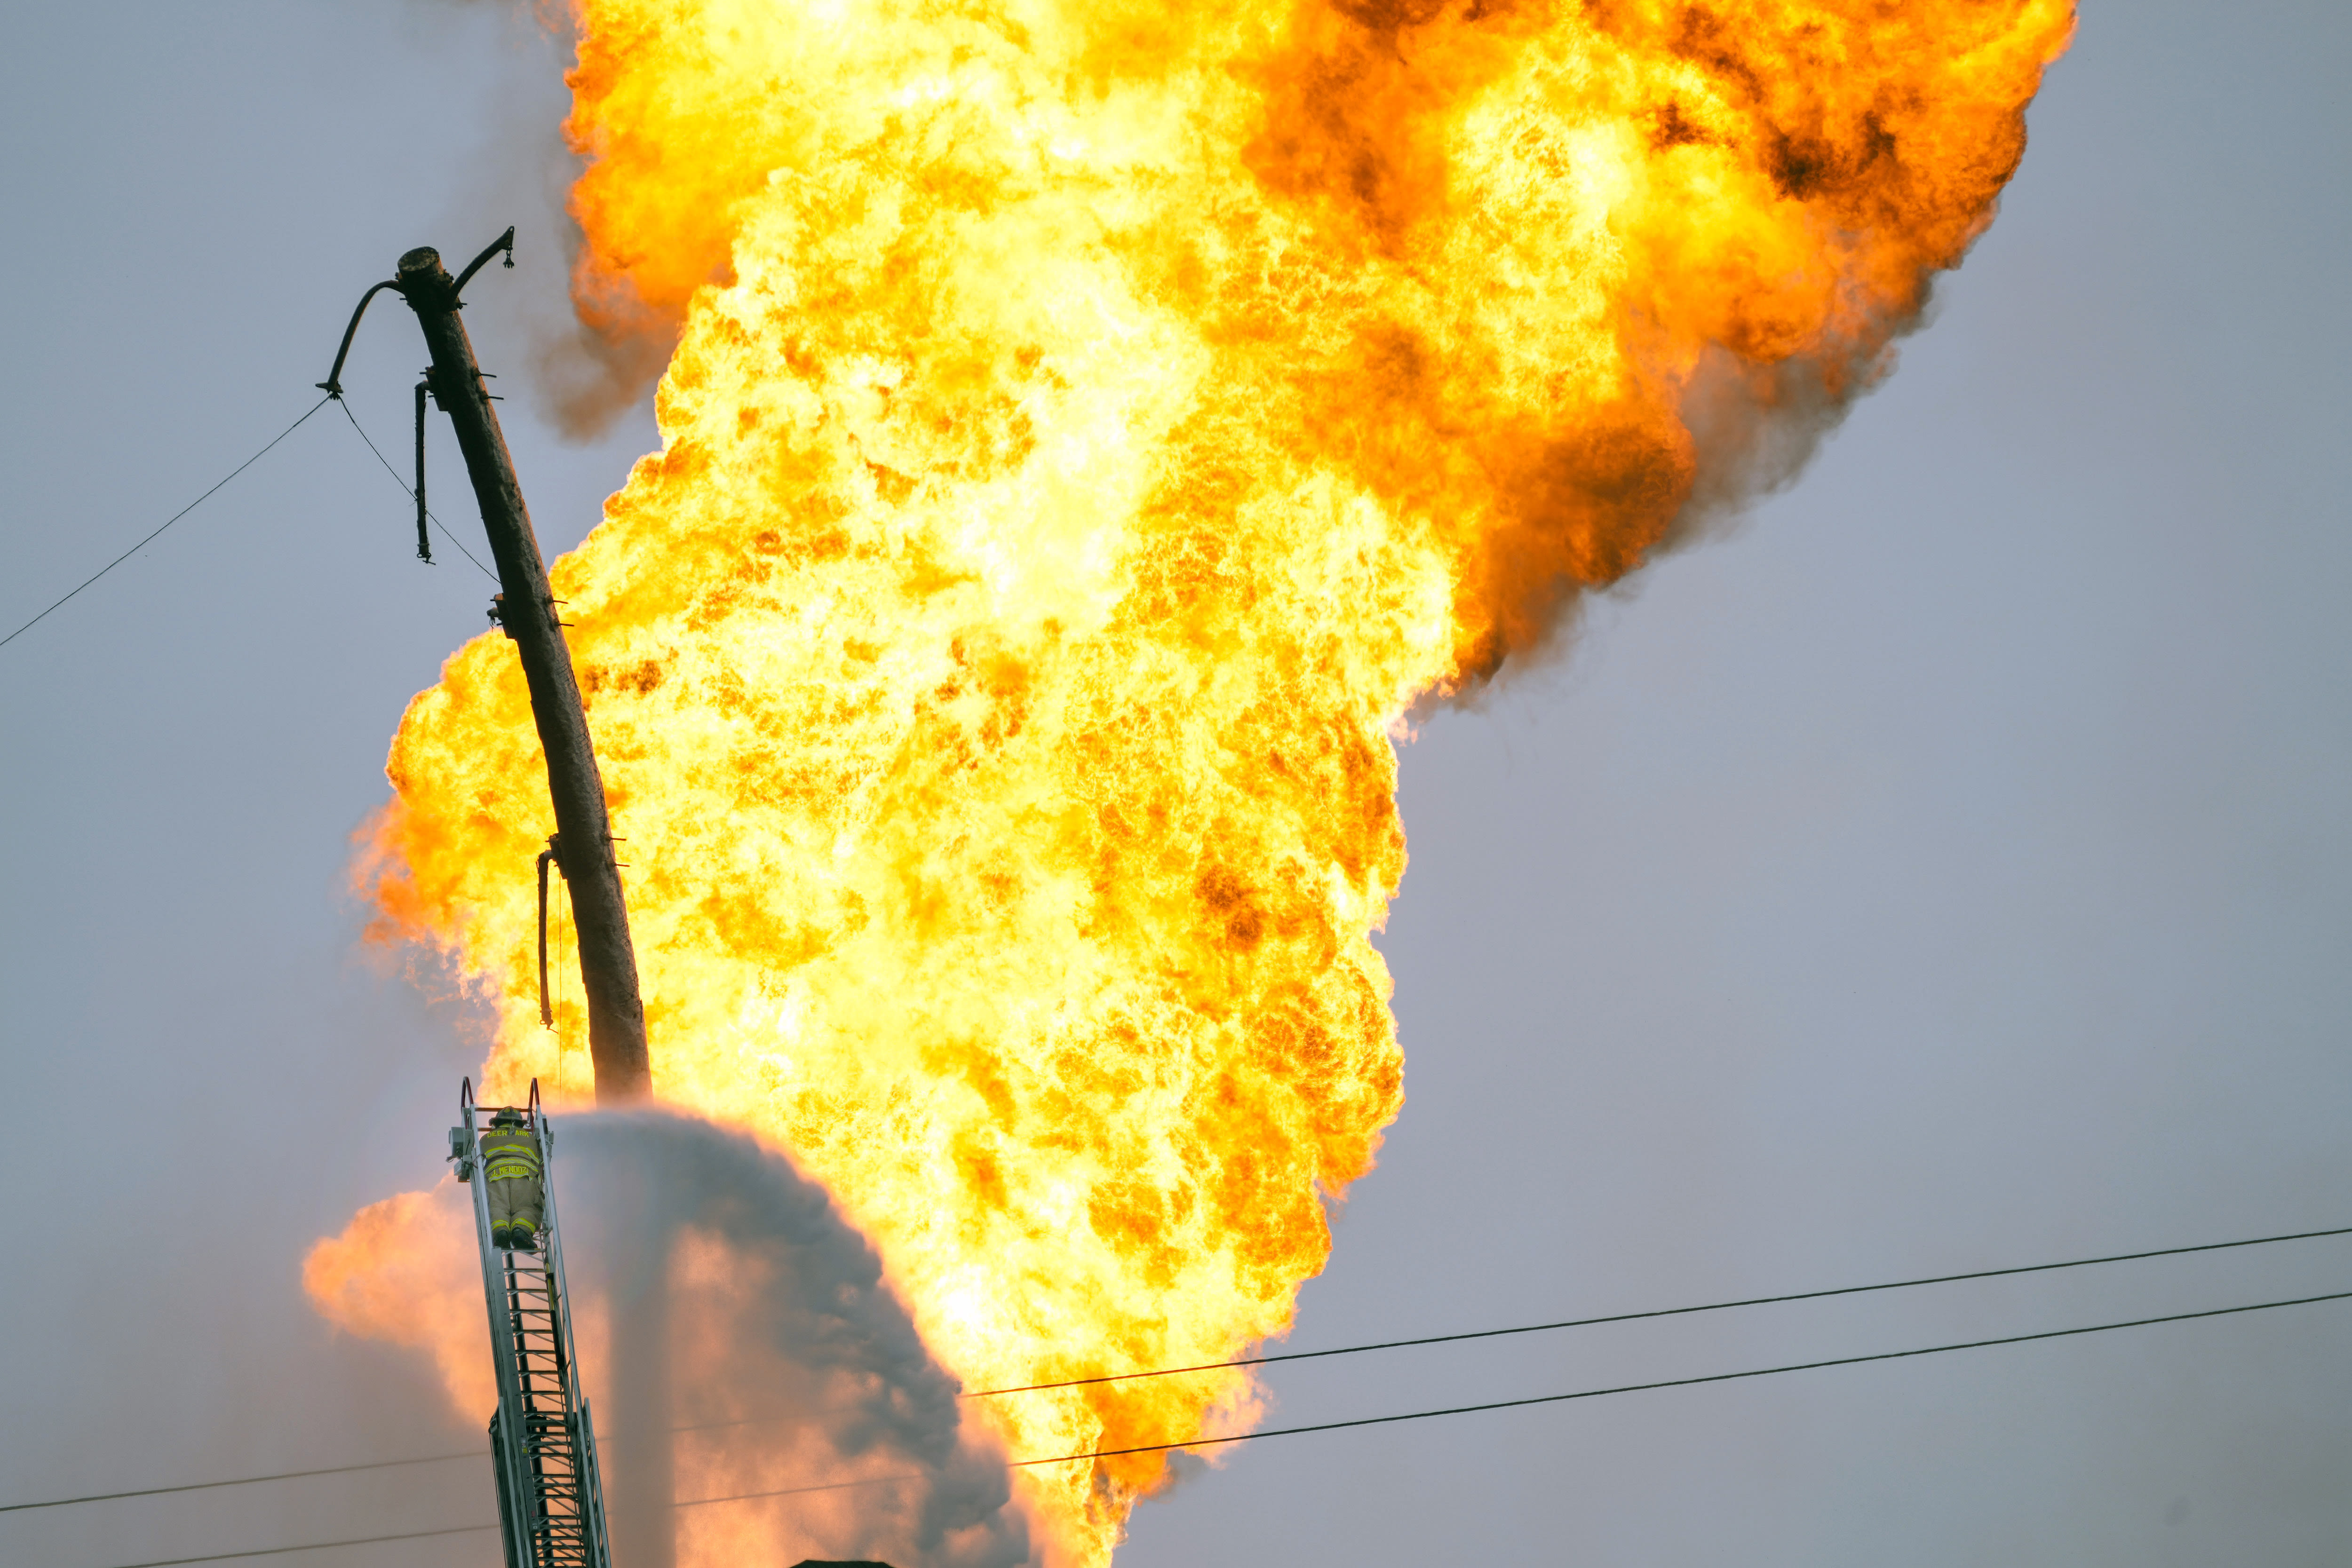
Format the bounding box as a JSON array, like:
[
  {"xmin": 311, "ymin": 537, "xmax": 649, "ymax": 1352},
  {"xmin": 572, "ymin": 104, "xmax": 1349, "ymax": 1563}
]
[{"xmin": 324, "ymin": 229, "xmax": 652, "ymax": 1101}]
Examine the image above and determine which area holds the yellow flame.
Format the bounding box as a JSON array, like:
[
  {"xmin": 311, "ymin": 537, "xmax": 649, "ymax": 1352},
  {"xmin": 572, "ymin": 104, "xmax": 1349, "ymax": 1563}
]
[{"xmin": 330, "ymin": 1, "xmax": 2073, "ymax": 1560}]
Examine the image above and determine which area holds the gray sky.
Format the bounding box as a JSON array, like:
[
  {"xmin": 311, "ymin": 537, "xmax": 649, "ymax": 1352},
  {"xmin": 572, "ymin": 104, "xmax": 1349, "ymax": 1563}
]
[{"xmin": 2, "ymin": 3, "xmax": 2347, "ymax": 1567}]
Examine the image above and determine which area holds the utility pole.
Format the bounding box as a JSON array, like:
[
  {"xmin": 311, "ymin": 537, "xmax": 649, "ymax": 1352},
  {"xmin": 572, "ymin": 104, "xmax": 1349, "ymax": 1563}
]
[{"xmin": 324, "ymin": 230, "xmax": 653, "ymax": 1101}]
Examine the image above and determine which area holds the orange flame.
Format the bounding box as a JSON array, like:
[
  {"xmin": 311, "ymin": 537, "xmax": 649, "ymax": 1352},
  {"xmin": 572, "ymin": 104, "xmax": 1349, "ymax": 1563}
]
[
  {"xmin": 306, "ymin": 1182, "xmax": 493, "ymax": 1415},
  {"xmin": 334, "ymin": 1, "xmax": 2072, "ymax": 1561}
]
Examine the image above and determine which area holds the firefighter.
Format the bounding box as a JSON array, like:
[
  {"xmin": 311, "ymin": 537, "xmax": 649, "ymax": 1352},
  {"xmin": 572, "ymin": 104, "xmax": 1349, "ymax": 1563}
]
[{"xmin": 480, "ymin": 1109, "xmax": 544, "ymax": 1252}]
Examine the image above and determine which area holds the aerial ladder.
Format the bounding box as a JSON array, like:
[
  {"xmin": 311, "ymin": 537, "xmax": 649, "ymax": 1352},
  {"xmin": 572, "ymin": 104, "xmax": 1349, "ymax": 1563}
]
[{"xmin": 450, "ymin": 1077, "xmax": 615, "ymax": 1568}]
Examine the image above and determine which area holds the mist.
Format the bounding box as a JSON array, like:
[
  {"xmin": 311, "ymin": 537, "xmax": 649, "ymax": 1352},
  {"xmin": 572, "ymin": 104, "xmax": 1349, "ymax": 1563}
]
[{"xmin": 550, "ymin": 1109, "xmax": 1033, "ymax": 1568}]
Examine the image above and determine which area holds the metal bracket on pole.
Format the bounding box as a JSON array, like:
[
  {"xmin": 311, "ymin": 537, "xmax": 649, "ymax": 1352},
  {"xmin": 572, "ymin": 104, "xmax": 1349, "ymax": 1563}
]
[
  {"xmin": 316, "ymin": 222, "xmax": 508, "ymax": 397},
  {"xmin": 316, "ymin": 280, "xmax": 401, "ymax": 400},
  {"xmin": 412, "ymin": 377, "xmax": 433, "ymax": 562},
  {"xmin": 538, "ymin": 835, "xmax": 564, "ymax": 1029},
  {"xmin": 449, "ymin": 225, "xmax": 518, "ymax": 306}
]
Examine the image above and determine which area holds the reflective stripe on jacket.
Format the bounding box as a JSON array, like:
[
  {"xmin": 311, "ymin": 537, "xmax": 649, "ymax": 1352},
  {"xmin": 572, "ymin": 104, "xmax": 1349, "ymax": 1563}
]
[{"xmin": 479, "ymin": 1125, "xmax": 542, "ymax": 1182}]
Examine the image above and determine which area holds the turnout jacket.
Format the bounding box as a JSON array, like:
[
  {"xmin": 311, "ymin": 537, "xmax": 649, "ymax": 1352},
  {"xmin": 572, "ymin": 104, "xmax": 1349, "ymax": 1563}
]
[{"xmin": 479, "ymin": 1124, "xmax": 542, "ymax": 1183}]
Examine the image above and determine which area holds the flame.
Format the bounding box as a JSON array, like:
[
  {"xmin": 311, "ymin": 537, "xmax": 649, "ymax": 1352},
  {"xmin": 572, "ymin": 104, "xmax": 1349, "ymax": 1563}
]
[
  {"xmin": 306, "ymin": 1182, "xmax": 494, "ymax": 1414},
  {"xmin": 331, "ymin": 1, "xmax": 2072, "ymax": 1561}
]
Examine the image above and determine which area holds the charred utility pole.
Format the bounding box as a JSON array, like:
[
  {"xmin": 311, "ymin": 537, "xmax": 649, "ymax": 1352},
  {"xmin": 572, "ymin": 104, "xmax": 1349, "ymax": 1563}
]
[{"xmin": 324, "ymin": 230, "xmax": 652, "ymax": 1101}]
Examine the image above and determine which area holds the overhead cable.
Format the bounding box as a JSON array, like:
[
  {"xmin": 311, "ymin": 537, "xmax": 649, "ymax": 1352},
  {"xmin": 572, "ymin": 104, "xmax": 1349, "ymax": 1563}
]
[
  {"xmin": 0, "ymin": 396, "xmax": 333, "ymax": 650},
  {"xmin": 1005, "ymin": 1287, "xmax": 2352, "ymax": 1469},
  {"xmin": 75, "ymin": 1288, "xmax": 2352, "ymax": 1557},
  {"xmin": 675, "ymin": 1472, "xmax": 932, "ymax": 1509},
  {"xmin": 337, "ymin": 400, "xmax": 499, "ymax": 581},
  {"xmin": 0, "ymin": 1450, "xmax": 478, "ymax": 1517},
  {"xmin": 18, "ymin": 1221, "xmax": 2344, "ymax": 1520},
  {"xmin": 671, "ymin": 1288, "xmax": 2352, "ymax": 1507},
  {"xmin": 966, "ymin": 1221, "xmax": 2352, "ymax": 1397},
  {"xmin": 103, "ymin": 1521, "xmax": 493, "ymax": 1568}
]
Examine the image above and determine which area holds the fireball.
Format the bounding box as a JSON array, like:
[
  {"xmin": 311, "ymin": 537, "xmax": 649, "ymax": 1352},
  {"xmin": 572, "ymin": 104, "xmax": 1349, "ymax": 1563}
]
[{"xmin": 326, "ymin": 2, "xmax": 2074, "ymax": 1561}]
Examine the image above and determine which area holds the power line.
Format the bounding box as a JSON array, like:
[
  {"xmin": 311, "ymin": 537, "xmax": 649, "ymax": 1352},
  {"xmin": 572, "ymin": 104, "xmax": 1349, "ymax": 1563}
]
[
  {"xmin": 668, "ymin": 1288, "xmax": 2352, "ymax": 1508},
  {"xmin": 0, "ymin": 396, "xmax": 332, "ymax": 650},
  {"xmin": 965, "ymin": 1221, "xmax": 2352, "ymax": 1397},
  {"xmin": 676, "ymin": 1471, "xmax": 928, "ymax": 1510},
  {"xmin": 1006, "ymin": 1287, "xmax": 2352, "ymax": 1470},
  {"xmin": 337, "ymin": 399, "xmax": 500, "ymax": 582},
  {"xmin": 103, "ymin": 1521, "xmax": 493, "ymax": 1568},
  {"xmin": 0, "ymin": 1450, "xmax": 478, "ymax": 1517},
  {"xmin": 14, "ymin": 1222, "xmax": 2343, "ymax": 1520},
  {"xmin": 68, "ymin": 1287, "xmax": 2352, "ymax": 1557}
]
